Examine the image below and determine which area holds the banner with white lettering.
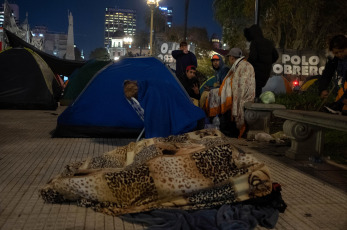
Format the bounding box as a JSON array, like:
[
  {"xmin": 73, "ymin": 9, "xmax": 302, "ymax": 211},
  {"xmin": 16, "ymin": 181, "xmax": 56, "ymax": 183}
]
[{"xmin": 272, "ymin": 49, "xmax": 327, "ymax": 82}]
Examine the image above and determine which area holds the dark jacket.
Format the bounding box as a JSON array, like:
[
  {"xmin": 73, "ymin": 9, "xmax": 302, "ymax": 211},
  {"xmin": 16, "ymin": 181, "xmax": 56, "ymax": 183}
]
[
  {"xmin": 318, "ymin": 56, "xmax": 347, "ymax": 103},
  {"xmin": 178, "ymin": 74, "xmax": 200, "ymax": 100},
  {"xmin": 212, "ymin": 54, "xmax": 230, "ymax": 84},
  {"xmin": 172, "ymin": 50, "xmax": 197, "ymax": 79},
  {"xmin": 318, "ymin": 56, "xmax": 339, "ymax": 94},
  {"xmin": 244, "ymin": 24, "xmax": 279, "ymax": 87}
]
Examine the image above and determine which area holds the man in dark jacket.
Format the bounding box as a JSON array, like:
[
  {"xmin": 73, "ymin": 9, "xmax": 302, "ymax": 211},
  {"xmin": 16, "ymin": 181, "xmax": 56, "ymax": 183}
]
[
  {"xmin": 244, "ymin": 24, "xmax": 279, "ymax": 97},
  {"xmin": 172, "ymin": 41, "xmax": 198, "ymax": 79},
  {"xmin": 318, "ymin": 34, "xmax": 347, "ymax": 114}
]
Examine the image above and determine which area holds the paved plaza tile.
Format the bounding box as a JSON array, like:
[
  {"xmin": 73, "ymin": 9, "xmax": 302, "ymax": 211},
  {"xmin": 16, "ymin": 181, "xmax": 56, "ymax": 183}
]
[{"xmin": 0, "ymin": 107, "xmax": 346, "ymax": 230}]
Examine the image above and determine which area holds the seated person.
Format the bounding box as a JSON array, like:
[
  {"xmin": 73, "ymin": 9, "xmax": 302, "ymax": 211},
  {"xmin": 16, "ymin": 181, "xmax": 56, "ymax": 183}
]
[
  {"xmin": 204, "ymin": 54, "xmax": 230, "ymax": 91},
  {"xmin": 178, "ymin": 65, "xmax": 200, "ymax": 106},
  {"xmin": 199, "ymin": 54, "xmax": 230, "ymax": 109},
  {"xmin": 123, "ymin": 80, "xmax": 205, "ymax": 138},
  {"xmin": 318, "ymin": 34, "xmax": 347, "ymax": 115}
]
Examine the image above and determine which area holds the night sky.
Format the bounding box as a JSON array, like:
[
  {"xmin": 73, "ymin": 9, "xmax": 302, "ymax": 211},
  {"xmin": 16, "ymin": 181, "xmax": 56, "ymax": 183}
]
[{"xmin": 10, "ymin": 0, "xmax": 222, "ymax": 58}]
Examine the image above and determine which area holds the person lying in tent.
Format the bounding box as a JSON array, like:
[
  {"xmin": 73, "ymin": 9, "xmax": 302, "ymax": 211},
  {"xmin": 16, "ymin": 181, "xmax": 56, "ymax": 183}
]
[
  {"xmin": 123, "ymin": 80, "xmax": 205, "ymax": 138},
  {"xmin": 201, "ymin": 48, "xmax": 256, "ymax": 138}
]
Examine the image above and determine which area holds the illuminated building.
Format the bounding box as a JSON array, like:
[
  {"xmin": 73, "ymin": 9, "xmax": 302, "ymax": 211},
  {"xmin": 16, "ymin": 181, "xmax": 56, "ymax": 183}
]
[
  {"xmin": 0, "ymin": 3, "xmax": 19, "ymax": 27},
  {"xmin": 158, "ymin": 6, "xmax": 173, "ymax": 28},
  {"xmin": 32, "ymin": 26, "xmax": 68, "ymax": 59},
  {"xmin": 104, "ymin": 7, "xmax": 136, "ymax": 48}
]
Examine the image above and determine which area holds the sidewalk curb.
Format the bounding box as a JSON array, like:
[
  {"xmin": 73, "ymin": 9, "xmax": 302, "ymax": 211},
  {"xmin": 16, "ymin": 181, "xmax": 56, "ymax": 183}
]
[{"xmin": 324, "ymin": 158, "xmax": 347, "ymax": 170}]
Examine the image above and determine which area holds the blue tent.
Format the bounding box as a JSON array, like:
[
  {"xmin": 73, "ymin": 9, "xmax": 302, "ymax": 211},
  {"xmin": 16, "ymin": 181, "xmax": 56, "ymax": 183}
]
[{"xmin": 55, "ymin": 57, "xmax": 205, "ymax": 138}]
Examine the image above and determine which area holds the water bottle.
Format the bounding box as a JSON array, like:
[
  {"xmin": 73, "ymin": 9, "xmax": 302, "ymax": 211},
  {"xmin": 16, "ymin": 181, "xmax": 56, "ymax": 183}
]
[{"xmin": 212, "ymin": 116, "xmax": 220, "ymax": 130}]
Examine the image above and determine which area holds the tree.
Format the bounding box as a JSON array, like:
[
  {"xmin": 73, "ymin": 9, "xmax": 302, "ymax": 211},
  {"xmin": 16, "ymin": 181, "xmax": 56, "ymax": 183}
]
[
  {"xmin": 89, "ymin": 48, "xmax": 110, "ymax": 60},
  {"xmin": 213, "ymin": 0, "xmax": 347, "ymax": 50},
  {"xmin": 133, "ymin": 30, "xmax": 150, "ymax": 56}
]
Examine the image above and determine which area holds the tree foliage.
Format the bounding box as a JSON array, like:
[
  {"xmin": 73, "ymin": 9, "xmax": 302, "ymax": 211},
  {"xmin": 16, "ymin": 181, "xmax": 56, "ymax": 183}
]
[
  {"xmin": 89, "ymin": 48, "xmax": 110, "ymax": 60},
  {"xmin": 133, "ymin": 30, "xmax": 149, "ymax": 50},
  {"xmin": 213, "ymin": 0, "xmax": 347, "ymax": 50}
]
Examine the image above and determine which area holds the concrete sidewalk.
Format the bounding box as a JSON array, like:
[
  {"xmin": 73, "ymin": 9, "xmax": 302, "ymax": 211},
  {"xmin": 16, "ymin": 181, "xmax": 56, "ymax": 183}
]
[{"xmin": 0, "ymin": 107, "xmax": 346, "ymax": 230}]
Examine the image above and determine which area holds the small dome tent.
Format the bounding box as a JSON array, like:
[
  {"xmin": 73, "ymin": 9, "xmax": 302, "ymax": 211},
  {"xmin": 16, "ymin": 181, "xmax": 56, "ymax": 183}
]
[
  {"xmin": 60, "ymin": 59, "xmax": 111, "ymax": 106},
  {"xmin": 55, "ymin": 57, "xmax": 205, "ymax": 138},
  {"xmin": 0, "ymin": 48, "xmax": 60, "ymax": 110}
]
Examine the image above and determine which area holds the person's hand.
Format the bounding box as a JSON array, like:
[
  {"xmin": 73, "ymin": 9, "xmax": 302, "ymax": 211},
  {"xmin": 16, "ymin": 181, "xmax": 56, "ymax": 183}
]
[
  {"xmin": 204, "ymin": 85, "xmax": 210, "ymax": 91},
  {"xmin": 320, "ymin": 90, "xmax": 329, "ymax": 98},
  {"xmin": 192, "ymin": 83, "xmax": 199, "ymax": 95}
]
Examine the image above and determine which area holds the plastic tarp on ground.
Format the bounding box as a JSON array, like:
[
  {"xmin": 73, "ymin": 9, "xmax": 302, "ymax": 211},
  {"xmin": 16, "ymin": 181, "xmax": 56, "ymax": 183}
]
[
  {"xmin": 55, "ymin": 57, "xmax": 205, "ymax": 138},
  {"xmin": 60, "ymin": 59, "xmax": 111, "ymax": 106},
  {"xmin": 262, "ymin": 75, "xmax": 292, "ymax": 95},
  {"xmin": 0, "ymin": 47, "xmax": 60, "ymax": 110}
]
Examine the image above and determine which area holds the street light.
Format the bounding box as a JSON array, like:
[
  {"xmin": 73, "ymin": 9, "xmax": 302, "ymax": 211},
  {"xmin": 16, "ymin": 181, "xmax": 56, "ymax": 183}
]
[{"xmin": 147, "ymin": 0, "xmax": 160, "ymax": 56}]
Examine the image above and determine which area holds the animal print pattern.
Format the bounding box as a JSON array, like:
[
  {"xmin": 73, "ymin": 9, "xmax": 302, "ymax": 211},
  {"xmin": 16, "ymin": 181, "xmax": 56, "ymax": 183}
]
[
  {"xmin": 105, "ymin": 165, "xmax": 158, "ymax": 207},
  {"xmin": 40, "ymin": 129, "xmax": 272, "ymax": 216}
]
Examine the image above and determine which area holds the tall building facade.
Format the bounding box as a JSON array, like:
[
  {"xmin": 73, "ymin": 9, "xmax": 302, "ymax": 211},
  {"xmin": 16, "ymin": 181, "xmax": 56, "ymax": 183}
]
[
  {"xmin": 158, "ymin": 6, "xmax": 173, "ymax": 28},
  {"xmin": 32, "ymin": 26, "xmax": 68, "ymax": 59},
  {"xmin": 0, "ymin": 3, "xmax": 19, "ymax": 27},
  {"xmin": 104, "ymin": 7, "xmax": 136, "ymax": 48}
]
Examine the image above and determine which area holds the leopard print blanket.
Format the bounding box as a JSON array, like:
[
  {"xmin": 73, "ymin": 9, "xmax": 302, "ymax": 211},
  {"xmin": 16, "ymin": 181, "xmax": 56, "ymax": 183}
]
[{"xmin": 40, "ymin": 129, "xmax": 272, "ymax": 216}]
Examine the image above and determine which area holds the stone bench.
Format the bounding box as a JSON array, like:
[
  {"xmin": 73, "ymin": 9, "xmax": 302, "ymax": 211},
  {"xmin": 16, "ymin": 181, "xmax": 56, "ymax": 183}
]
[
  {"xmin": 273, "ymin": 109, "xmax": 347, "ymax": 160},
  {"xmin": 244, "ymin": 102, "xmax": 286, "ymax": 139}
]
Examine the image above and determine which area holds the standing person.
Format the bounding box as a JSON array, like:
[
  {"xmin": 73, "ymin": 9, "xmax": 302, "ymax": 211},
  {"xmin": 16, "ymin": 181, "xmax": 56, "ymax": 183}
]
[
  {"xmin": 222, "ymin": 48, "xmax": 256, "ymax": 138},
  {"xmin": 172, "ymin": 41, "xmax": 197, "ymax": 80},
  {"xmin": 244, "ymin": 24, "xmax": 279, "ymax": 98},
  {"xmin": 319, "ymin": 34, "xmax": 347, "ymax": 115}
]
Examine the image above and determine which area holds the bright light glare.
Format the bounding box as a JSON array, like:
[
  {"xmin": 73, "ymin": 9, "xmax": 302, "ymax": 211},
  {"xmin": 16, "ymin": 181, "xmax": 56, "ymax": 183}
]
[{"xmin": 147, "ymin": 0, "xmax": 160, "ymax": 6}]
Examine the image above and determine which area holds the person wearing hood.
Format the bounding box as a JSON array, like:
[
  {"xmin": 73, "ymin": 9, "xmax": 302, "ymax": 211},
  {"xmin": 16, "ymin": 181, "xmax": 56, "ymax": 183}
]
[
  {"xmin": 244, "ymin": 24, "xmax": 279, "ymax": 97},
  {"xmin": 211, "ymin": 54, "xmax": 230, "ymax": 87}
]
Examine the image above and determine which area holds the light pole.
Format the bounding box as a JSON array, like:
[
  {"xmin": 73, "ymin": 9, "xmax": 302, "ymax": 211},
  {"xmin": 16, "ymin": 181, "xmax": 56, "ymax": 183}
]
[{"xmin": 147, "ymin": 0, "xmax": 160, "ymax": 56}]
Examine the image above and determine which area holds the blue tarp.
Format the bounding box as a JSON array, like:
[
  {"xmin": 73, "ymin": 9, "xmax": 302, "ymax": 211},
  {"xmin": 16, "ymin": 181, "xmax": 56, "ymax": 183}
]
[{"xmin": 55, "ymin": 57, "xmax": 205, "ymax": 138}]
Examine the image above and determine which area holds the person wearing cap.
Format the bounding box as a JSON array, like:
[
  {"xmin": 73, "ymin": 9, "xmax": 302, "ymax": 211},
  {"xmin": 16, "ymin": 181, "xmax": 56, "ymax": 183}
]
[
  {"xmin": 172, "ymin": 41, "xmax": 198, "ymax": 80},
  {"xmin": 221, "ymin": 47, "xmax": 255, "ymax": 138},
  {"xmin": 244, "ymin": 24, "xmax": 279, "ymax": 97},
  {"xmin": 178, "ymin": 65, "xmax": 200, "ymax": 105},
  {"xmin": 211, "ymin": 54, "xmax": 230, "ymax": 87}
]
